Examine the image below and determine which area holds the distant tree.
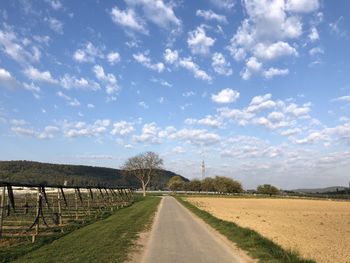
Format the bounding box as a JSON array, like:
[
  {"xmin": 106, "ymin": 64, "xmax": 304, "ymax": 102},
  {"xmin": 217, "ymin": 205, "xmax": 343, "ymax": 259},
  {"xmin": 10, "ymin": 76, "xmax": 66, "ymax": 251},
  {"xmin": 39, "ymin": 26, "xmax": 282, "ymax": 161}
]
[
  {"xmin": 201, "ymin": 177, "xmax": 216, "ymax": 192},
  {"xmin": 122, "ymin": 152, "xmax": 163, "ymax": 196},
  {"xmin": 257, "ymin": 184, "xmax": 280, "ymax": 196},
  {"xmin": 213, "ymin": 176, "xmax": 243, "ymax": 194},
  {"xmin": 185, "ymin": 179, "xmax": 202, "ymax": 192},
  {"xmin": 167, "ymin": 176, "xmax": 185, "ymax": 192}
]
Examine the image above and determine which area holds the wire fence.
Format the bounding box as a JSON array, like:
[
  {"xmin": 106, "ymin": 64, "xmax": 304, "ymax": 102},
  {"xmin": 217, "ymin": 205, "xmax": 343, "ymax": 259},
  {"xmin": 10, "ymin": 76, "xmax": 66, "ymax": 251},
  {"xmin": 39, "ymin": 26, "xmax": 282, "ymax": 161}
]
[{"xmin": 0, "ymin": 182, "xmax": 134, "ymax": 243}]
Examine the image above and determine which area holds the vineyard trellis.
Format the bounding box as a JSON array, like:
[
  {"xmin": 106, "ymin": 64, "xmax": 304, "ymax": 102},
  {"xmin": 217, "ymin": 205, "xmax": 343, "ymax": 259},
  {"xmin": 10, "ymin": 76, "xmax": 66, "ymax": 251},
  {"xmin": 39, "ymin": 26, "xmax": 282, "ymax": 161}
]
[{"xmin": 0, "ymin": 182, "xmax": 134, "ymax": 243}]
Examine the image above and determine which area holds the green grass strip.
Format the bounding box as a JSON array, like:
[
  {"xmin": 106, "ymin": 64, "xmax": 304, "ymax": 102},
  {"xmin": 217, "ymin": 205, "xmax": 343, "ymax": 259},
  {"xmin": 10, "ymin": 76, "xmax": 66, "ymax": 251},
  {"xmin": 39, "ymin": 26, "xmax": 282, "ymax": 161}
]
[
  {"xmin": 177, "ymin": 197, "xmax": 315, "ymax": 263},
  {"xmin": 12, "ymin": 196, "xmax": 160, "ymax": 263}
]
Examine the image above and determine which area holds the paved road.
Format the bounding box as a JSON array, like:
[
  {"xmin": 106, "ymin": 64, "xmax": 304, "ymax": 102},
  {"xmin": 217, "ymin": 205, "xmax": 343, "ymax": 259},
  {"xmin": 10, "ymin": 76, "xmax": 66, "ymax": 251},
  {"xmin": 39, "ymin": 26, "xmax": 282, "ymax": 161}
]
[{"xmin": 142, "ymin": 196, "xmax": 246, "ymax": 263}]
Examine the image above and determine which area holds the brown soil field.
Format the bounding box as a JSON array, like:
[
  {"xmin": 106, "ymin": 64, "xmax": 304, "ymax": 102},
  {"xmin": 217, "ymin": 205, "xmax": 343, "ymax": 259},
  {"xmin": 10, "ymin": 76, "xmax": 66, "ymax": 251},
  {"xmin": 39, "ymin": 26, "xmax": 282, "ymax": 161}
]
[{"xmin": 187, "ymin": 197, "xmax": 350, "ymax": 263}]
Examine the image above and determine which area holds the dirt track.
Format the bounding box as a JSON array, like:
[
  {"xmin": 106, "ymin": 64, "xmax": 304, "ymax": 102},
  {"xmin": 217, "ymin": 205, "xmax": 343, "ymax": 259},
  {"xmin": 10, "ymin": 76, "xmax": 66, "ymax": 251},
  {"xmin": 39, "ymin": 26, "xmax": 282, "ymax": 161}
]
[
  {"xmin": 141, "ymin": 196, "xmax": 250, "ymax": 263},
  {"xmin": 188, "ymin": 197, "xmax": 350, "ymax": 263}
]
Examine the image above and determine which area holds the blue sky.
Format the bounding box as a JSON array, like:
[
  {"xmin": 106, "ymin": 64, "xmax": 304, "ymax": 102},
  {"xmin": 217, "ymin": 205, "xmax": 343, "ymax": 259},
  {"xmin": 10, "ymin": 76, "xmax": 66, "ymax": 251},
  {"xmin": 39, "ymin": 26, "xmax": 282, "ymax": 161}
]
[{"xmin": 0, "ymin": 0, "xmax": 349, "ymax": 189}]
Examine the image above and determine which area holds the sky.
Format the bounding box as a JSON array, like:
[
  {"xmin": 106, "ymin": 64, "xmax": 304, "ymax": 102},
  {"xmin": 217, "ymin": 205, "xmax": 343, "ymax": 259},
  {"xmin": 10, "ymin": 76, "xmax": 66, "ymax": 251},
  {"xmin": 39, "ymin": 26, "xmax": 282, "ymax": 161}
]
[{"xmin": 0, "ymin": 0, "xmax": 349, "ymax": 189}]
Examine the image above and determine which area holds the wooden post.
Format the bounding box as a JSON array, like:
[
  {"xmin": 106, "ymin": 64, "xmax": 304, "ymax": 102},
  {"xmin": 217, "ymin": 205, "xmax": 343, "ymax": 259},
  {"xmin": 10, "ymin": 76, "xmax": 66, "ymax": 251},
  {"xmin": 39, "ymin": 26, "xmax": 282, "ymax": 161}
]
[
  {"xmin": 32, "ymin": 187, "xmax": 40, "ymax": 243},
  {"xmin": 75, "ymin": 189, "xmax": 78, "ymax": 220},
  {"xmin": 57, "ymin": 188, "xmax": 63, "ymax": 232},
  {"xmin": 0, "ymin": 186, "xmax": 5, "ymax": 238}
]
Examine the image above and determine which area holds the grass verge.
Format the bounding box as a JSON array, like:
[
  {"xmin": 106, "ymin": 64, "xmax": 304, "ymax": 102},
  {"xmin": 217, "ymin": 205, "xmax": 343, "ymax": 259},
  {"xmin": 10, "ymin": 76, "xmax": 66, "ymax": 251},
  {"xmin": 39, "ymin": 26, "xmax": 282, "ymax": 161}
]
[
  {"xmin": 177, "ymin": 197, "xmax": 315, "ymax": 263},
  {"xmin": 7, "ymin": 196, "xmax": 159, "ymax": 263}
]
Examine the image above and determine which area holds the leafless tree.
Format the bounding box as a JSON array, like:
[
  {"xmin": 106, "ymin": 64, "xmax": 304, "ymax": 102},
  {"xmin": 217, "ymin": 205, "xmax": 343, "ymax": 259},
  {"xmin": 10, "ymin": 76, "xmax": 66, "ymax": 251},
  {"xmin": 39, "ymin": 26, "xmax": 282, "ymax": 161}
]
[{"xmin": 122, "ymin": 152, "xmax": 163, "ymax": 196}]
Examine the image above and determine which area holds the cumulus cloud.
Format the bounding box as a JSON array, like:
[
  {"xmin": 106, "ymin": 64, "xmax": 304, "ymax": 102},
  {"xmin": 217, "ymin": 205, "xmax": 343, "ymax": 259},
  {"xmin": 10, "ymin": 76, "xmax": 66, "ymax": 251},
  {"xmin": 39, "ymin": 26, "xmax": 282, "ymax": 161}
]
[
  {"xmin": 73, "ymin": 42, "xmax": 103, "ymax": 63},
  {"xmin": 169, "ymin": 128, "xmax": 220, "ymax": 146},
  {"xmin": 110, "ymin": 6, "xmax": 148, "ymax": 34},
  {"xmin": 331, "ymin": 95, "xmax": 350, "ymax": 103},
  {"xmin": 212, "ymin": 52, "xmax": 232, "ymax": 76},
  {"xmin": 285, "ymin": 0, "xmax": 320, "ymax": 13},
  {"xmin": 227, "ymin": 0, "xmax": 320, "ymax": 79},
  {"xmin": 56, "ymin": 91, "xmax": 80, "ymax": 106},
  {"xmin": 0, "ymin": 68, "xmax": 17, "ymax": 89},
  {"xmin": 186, "ymin": 115, "xmax": 223, "ymax": 128},
  {"xmin": 178, "ymin": 57, "xmax": 212, "ymax": 81},
  {"xmin": 23, "ymin": 67, "xmax": 57, "ymax": 83},
  {"xmin": 253, "ymin": 41, "xmax": 298, "ymax": 60},
  {"xmin": 93, "ymin": 65, "xmax": 119, "ymax": 96},
  {"xmin": 63, "ymin": 119, "xmax": 111, "ymax": 138},
  {"xmin": 187, "ymin": 26, "xmax": 215, "ymax": 55},
  {"xmin": 60, "ymin": 74, "xmax": 100, "ymax": 91},
  {"xmin": 0, "ymin": 27, "xmax": 42, "ymax": 64},
  {"xmin": 107, "ymin": 52, "xmax": 121, "ymax": 65},
  {"xmin": 46, "ymin": 17, "xmax": 64, "ymax": 34},
  {"xmin": 196, "ymin": 10, "xmax": 227, "ymax": 24},
  {"xmin": 111, "ymin": 121, "xmax": 135, "ymax": 136},
  {"xmin": 209, "ymin": 0, "xmax": 235, "ymax": 10},
  {"xmin": 212, "ymin": 88, "xmax": 240, "ymax": 104},
  {"xmin": 133, "ymin": 122, "xmax": 162, "ymax": 144},
  {"xmin": 263, "ymin": 67, "xmax": 289, "ymax": 79},
  {"xmin": 125, "ymin": 0, "xmax": 181, "ymax": 30},
  {"xmin": 163, "ymin": 48, "xmax": 179, "ymax": 64},
  {"xmin": 133, "ymin": 51, "xmax": 165, "ymax": 73}
]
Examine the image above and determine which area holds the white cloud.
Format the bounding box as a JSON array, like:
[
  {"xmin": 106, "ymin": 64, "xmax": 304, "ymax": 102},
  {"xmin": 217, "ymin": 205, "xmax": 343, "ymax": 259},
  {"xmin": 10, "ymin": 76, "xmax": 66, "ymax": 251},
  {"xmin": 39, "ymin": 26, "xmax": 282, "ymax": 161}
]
[
  {"xmin": 212, "ymin": 88, "xmax": 240, "ymax": 104},
  {"xmin": 186, "ymin": 115, "xmax": 223, "ymax": 128},
  {"xmin": 187, "ymin": 26, "xmax": 215, "ymax": 55},
  {"xmin": 182, "ymin": 91, "xmax": 195, "ymax": 97},
  {"xmin": 308, "ymin": 27, "xmax": 319, "ymax": 41},
  {"xmin": 169, "ymin": 128, "xmax": 220, "ymax": 146},
  {"xmin": 172, "ymin": 146, "xmax": 185, "ymax": 154},
  {"xmin": 56, "ymin": 91, "xmax": 80, "ymax": 106},
  {"xmin": 87, "ymin": 103, "xmax": 95, "ymax": 109},
  {"xmin": 138, "ymin": 101, "xmax": 149, "ymax": 109},
  {"xmin": 331, "ymin": 95, "xmax": 350, "ymax": 103},
  {"xmin": 253, "ymin": 41, "xmax": 298, "ymax": 60},
  {"xmin": 60, "ymin": 74, "xmax": 100, "ymax": 91},
  {"xmin": 63, "ymin": 119, "xmax": 111, "ymax": 138},
  {"xmin": 0, "ymin": 28, "xmax": 41, "ymax": 64},
  {"xmin": 46, "ymin": 17, "xmax": 63, "ymax": 34},
  {"xmin": 285, "ymin": 0, "xmax": 320, "ymax": 13},
  {"xmin": 196, "ymin": 10, "xmax": 227, "ymax": 24},
  {"xmin": 11, "ymin": 120, "xmax": 59, "ymax": 139},
  {"xmin": 73, "ymin": 42, "xmax": 103, "ymax": 63},
  {"xmin": 48, "ymin": 0, "xmax": 62, "ymax": 10},
  {"xmin": 209, "ymin": 0, "xmax": 235, "ymax": 10},
  {"xmin": 111, "ymin": 121, "xmax": 135, "ymax": 136},
  {"xmin": 110, "ymin": 6, "xmax": 148, "ymax": 34},
  {"xmin": 125, "ymin": 0, "xmax": 181, "ymax": 30},
  {"xmin": 212, "ymin": 52, "xmax": 232, "ymax": 76},
  {"xmin": 23, "ymin": 67, "xmax": 57, "ymax": 83},
  {"xmin": 0, "ymin": 68, "xmax": 17, "ymax": 89},
  {"xmin": 309, "ymin": 47, "xmax": 324, "ymax": 56},
  {"xmin": 150, "ymin": 77, "xmax": 172, "ymax": 87},
  {"xmin": 107, "ymin": 52, "xmax": 121, "ymax": 65},
  {"xmin": 263, "ymin": 67, "xmax": 289, "ymax": 79},
  {"xmin": 93, "ymin": 65, "xmax": 119, "ymax": 96},
  {"xmin": 133, "ymin": 51, "xmax": 165, "ymax": 73},
  {"xmin": 240, "ymin": 56, "xmax": 262, "ymax": 80},
  {"xmin": 163, "ymin": 48, "xmax": 178, "ymax": 64},
  {"xmin": 179, "ymin": 57, "xmax": 212, "ymax": 81},
  {"xmin": 133, "ymin": 122, "xmax": 161, "ymax": 144}
]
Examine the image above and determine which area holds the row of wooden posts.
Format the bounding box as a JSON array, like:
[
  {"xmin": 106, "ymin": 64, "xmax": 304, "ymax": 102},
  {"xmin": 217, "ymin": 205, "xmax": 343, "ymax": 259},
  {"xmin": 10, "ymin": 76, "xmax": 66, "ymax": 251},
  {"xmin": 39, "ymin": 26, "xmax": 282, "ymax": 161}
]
[{"xmin": 0, "ymin": 182, "xmax": 134, "ymax": 242}]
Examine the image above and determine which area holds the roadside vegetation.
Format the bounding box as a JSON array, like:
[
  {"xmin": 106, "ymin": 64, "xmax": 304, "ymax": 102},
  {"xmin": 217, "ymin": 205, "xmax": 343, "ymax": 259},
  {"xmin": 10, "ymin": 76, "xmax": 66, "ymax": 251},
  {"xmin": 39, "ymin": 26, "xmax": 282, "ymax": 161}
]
[
  {"xmin": 177, "ymin": 197, "xmax": 315, "ymax": 263},
  {"xmin": 168, "ymin": 176, "xmax": 243, "ymax": 194},
  {"xmin": 1, "ymin": 196, "xmax": 160, "ymax": 263}
]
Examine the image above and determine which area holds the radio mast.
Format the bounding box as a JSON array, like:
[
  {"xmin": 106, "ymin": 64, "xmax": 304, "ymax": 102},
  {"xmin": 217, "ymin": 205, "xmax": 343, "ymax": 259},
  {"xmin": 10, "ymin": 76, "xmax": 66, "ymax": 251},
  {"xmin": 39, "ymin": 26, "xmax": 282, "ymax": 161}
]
[{"xmin": 201, "ymin": 160, "xmax": 205, "ymax": 179}]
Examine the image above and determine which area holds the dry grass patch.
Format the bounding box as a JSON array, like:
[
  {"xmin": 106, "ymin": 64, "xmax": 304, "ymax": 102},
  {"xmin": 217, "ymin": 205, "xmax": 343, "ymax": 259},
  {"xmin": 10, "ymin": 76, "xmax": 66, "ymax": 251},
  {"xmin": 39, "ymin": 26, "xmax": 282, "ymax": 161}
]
[{"xmin": 187, "ymin": 197, "xmax": 350, "ymax": 263}]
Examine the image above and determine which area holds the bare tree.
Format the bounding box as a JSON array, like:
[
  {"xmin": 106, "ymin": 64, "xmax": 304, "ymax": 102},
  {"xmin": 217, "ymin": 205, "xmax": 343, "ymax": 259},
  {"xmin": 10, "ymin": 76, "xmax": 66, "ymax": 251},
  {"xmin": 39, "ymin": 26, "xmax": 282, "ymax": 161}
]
[{"xmin": 122, "ymin": 152, "xmax": 163, "ymax": 196}]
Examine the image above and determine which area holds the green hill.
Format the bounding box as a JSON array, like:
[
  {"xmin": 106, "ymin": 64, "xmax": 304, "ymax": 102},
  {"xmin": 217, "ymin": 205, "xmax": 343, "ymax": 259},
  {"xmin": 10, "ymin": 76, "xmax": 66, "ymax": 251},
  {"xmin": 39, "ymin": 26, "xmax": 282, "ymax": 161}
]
[{"xmin": 0, "ymin": 160, "xmax": 188, "ymax": 189}]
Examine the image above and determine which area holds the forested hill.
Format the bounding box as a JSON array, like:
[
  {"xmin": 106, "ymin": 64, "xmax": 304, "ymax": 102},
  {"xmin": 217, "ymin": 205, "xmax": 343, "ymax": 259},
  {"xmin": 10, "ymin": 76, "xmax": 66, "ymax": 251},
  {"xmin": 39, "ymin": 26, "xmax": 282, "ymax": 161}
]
[{"xmin": 0, "ymin": 160, "xmax": 188, "ymax": 189}]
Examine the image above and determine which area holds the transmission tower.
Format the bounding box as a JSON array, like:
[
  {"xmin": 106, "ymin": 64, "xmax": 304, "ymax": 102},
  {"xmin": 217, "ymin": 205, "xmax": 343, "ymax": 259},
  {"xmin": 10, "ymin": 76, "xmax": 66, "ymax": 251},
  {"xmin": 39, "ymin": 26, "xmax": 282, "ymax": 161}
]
[{"xmin": 201, "ymin": 160, "xmax": 205, "ymax": 179}]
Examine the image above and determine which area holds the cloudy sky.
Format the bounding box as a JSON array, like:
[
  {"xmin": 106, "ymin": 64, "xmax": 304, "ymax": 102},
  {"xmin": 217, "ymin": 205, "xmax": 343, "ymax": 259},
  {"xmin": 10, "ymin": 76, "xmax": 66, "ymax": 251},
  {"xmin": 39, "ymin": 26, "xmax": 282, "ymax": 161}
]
[{"xmin": 0, "ymin": 0, "xmax": 349, "ymax": 189}]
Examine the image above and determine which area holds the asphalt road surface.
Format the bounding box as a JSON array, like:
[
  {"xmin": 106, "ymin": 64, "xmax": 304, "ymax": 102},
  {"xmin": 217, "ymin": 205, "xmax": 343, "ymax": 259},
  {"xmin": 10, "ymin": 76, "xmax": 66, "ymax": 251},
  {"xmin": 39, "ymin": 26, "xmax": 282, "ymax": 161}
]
[{"xmin": 142, "ymin": 196, "xmax": 247, "ymax": 263}]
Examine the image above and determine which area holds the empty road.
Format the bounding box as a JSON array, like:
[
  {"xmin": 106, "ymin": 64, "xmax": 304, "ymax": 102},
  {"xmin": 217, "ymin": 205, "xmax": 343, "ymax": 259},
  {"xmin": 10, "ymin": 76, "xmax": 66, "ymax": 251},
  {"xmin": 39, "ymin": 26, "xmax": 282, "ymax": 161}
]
[{"xmin": 141, "ymin": 196, "xmax": 247, "ymax": 263}]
